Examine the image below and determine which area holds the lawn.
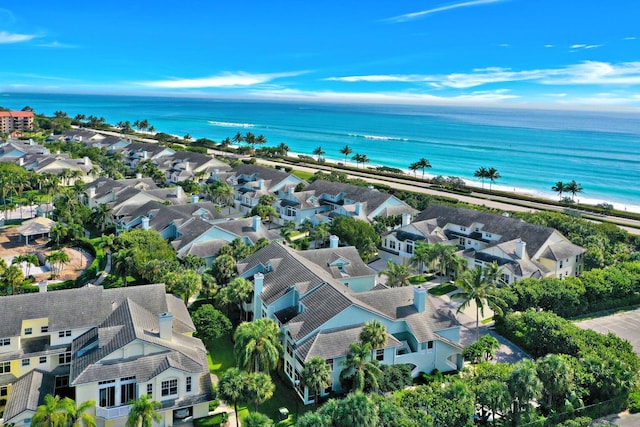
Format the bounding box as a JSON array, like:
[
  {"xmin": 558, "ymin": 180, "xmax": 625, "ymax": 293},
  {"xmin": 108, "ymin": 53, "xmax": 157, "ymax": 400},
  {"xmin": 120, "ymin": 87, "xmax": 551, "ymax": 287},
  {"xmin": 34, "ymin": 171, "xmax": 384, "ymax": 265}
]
[
  {"xmin": 428, "ymin": 283, "xmax": 457, "ymax": 296},
  {"xmin": 408, "ymin": 274, "xmax": 434, "ymax": 285},
  {"xmin": 291, "ymin": 170, "xmax": 315, "ymax": 181},
  {"xmin": 206, "ymin": 335, "xmax": 310, "ymax": 425}
]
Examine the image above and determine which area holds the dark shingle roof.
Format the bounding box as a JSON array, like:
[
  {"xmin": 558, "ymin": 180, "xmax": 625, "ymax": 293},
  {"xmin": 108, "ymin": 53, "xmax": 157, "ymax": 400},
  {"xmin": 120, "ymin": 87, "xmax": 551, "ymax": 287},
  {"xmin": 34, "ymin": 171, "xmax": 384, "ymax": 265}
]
[
  {"xmin": 2, "ymin": 369, "xmax": 56, "ymax": 422},
  {"xmin": 416, "ymin": 204, "xmax": 556, "ymax": 257},
  {"xmin": 232, "ymin": 164, "xmax": 292, "ymax": 184},
  {"xmin": 297, "ymin": 247, "xmax": 376, "ymax": 279},
  {"xmin": 287, "ymin": 284, "xmax": 353, "ymax": 340}
]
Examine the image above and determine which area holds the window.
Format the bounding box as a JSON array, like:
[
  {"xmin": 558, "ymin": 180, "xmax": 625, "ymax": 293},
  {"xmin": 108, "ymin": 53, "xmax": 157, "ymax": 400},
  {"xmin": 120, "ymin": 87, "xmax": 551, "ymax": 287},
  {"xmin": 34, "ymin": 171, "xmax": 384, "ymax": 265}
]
[
  {"xmin": 427, "ymin": 341, "xmax": 434, "ymax": 350},
  {"xmin": 285, "ymin": 360, "xmax": 293, "ymax": 378},
  {"xmin": 500, "ymin": 274, "xmax": 510, "ymax": 285},
  {"xmin": 0, "ymin": 361, "xmax": 10, "ymax": 373},
  {"xmin": 186, "ymin": 376, "xmax": 192, "ymax": 393},
  {"xmin": 0, "ymin": 338, "xmax": 10, "ymax": 346},
  {"xmin": 389, "ymin": 241, "xmax": 396, "ymax": 250},
  {"xmin": 460, "ymin": 226, "xmax": 466, "ymax": 231},
  {"xmin": 161, "ymin": 379, "xmax": 178, "ymax": 397},
  {"xmin": 406, "ymin": 242, "xmax": 414, "ymax": 255},
  {"xmin": 286, "ymin": 341, "xmax": 293, "ymax": 357},
  {"xmin": 375, "ymin": 349, "xmax": 384, "ymax": 361},
  {"xmin": 147, "ymin": 384, "xmax": 153, "ymax": 395},
  {"xmin": 56, "ymin": 376, "xmax": 69, "ymax": 388},
  {"xmin": 58, "ymin": 330, "xmax": 72, "ymax": 338},
  {"xmin": 99, "ymin": 385, "xmax": 116, "ymax": 408},
  {"xmin": 576, "ymin": 254, "xmax": 580, "ymax": 262},
  {"xmin": 58, "ymin": 352, "xmax": 71, "ymax": 365},
  {"xmin": 121, "ymin": 382, "xmax": 135, "ymax": 404},
  {"xmin": 24, "ymin": 327, "xmax": 32, "ymax": 336},
  {"xmin": 0, "ymin": 386, "xmax": 7, "ymax": 396},
  {"xmin": 22, "ymin": 358, "xmax": 30, "ymax": 366},
  {"xmin": 459, "ymin": 237, "xmax": 465, "ymax": 245},
  {"xmin": 326, "ymin": 359, "xmax": 334, "ymax": 370},
  {"xmin": 559, "ymin": 260, "xmax": 563, "ymax": 268},
  {"xmin": 41, "ymin": 326, "xmax": 49, "ymax": 333},
  {"xmin": 39, "ymin": 356, "xmax": 47, "ymax": 364},
  {"xmin": 485, "ymin": 233, "xmax": 492, "ymax": 238}
]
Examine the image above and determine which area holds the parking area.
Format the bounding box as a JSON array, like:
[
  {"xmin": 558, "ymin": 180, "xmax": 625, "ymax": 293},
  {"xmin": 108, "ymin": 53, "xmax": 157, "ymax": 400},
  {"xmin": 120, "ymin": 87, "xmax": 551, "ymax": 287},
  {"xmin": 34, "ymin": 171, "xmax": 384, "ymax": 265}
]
[{"xmin": 575, "ymin": 308, "xmax": 640, "ymax": 356}]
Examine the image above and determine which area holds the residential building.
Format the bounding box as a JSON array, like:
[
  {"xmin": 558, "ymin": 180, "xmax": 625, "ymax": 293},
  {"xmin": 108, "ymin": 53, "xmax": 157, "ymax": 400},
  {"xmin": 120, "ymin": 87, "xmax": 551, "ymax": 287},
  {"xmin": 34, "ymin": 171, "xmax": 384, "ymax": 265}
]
[
  {"xmin": 0, "ymin": 284, "xmax": 213, "ymax": 427},
  {"xmin": 0, "ymin": 111, "xmax": 34, "ymax": 133},
  {"xmin": 236, "ymin": 242, "xmax": 463, "ymax": 404},
  {"xmin": 274, "ymin": 180, "xmax": 417, "ymax": 226},
  {"xmin": 380, "ymin": 204, "xmax": 585, "ymax": 283}
]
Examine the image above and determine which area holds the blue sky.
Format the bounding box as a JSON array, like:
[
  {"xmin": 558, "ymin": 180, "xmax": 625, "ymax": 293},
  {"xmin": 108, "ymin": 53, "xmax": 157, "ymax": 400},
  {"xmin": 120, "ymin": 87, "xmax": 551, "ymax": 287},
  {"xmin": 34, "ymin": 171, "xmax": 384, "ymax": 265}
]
[{"xmin": 1, "ymin": 0, "xmax": 639, "ymax": 110}]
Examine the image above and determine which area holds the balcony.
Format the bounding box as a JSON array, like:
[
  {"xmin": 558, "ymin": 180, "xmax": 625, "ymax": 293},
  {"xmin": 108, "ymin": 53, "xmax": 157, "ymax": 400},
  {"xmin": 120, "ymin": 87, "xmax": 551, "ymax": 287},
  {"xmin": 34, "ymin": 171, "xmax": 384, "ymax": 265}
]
[{"xmin": 96, "ymin": 404, "xmax": 132, "ymax": 419}]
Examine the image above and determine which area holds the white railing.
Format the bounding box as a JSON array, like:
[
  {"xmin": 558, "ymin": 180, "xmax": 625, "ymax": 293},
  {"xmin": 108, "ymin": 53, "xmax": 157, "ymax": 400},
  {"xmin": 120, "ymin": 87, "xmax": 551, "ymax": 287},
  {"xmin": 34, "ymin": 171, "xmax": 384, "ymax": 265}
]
[{"xmin": 96, "ymin": 404, "xmax": 132, "ymax": 419}]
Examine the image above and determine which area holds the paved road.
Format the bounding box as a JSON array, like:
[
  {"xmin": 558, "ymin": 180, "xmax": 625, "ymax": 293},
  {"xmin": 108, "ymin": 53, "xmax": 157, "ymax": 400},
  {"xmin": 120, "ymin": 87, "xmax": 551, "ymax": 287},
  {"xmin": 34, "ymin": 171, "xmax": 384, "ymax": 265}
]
[{"xmin": 576, "ymin": 308, "xmax": 640, "ymax": 356}]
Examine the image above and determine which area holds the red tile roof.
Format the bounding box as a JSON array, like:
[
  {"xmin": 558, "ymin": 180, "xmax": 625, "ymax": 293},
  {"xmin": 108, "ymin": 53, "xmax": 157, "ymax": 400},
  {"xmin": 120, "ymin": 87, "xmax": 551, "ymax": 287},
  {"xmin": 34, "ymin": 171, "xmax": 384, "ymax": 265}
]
[{"xmin": 0, "ymin": 111, "xmax": 34, "ymax": 117}]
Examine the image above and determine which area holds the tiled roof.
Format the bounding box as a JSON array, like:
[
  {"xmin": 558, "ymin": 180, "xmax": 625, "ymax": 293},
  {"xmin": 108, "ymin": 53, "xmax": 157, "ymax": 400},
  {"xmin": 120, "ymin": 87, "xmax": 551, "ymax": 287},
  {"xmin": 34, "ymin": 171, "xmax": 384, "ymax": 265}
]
[
  {"xmin": 16, "ymin": 217, "xmax": 55, "ymax": 236},
  {"xmin": 540, "ymin": 241, "xmax": 585, "ymax": 260},
  {"xmin": 215, "ymin": 217, "xmax": 280, "ymax": 244},
  {"xmin": 297, "ymin": 324, "xmax": 402, "ymax": 361},
  {"xmin": 287, "ymin": 284, "xmax": 353, "ymax": 340},
  {"xmin": 416, "ymin": 204, "xmax": 556, "ymax": 257},
  {"xmin": 232, "ymin": 164, "xmax": 292, "ymax": 184},
  {"xmin": 297, "ymin": 247, "xmax": 376, "ymax": 279},
  {"xmin": 2, "ymin": 369, "xmax": 55, "ymax": 422}
]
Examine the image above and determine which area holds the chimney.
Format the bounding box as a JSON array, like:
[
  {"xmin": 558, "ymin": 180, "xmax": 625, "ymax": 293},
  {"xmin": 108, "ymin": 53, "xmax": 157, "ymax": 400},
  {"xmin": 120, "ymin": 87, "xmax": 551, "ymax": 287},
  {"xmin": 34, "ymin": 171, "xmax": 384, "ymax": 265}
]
[
  {"xmin": 84, "ymin": 156, "xmax": 90, "ymax": 166},
  {"xmin": 141, "ymin": 216, "xmax": 150, "ymax": 230},
  {"xmin": 158, "ymin": 312, "xmax": 173, "ymax": 341},
  {"xmin": 329, "ymin": 235, "xmax": 339, "ymax": 249},
  {"xmin": 18, "ymin": 157, "xmax": 24, "ymax": 166},
  {"xmin": 29, "ymin": 138, "xmax": 34, "ymax": 145},
  {"xmin": 401, "ymin": 213, "xmax": 412, "ymax": 227},
  {"xmin": 184, "ymin": 161, "xmax": 191, "ymax": 171},
  {"xmin": 252, "ymin": 215, "xmax": 261, "ymax": 232},
  {"xmin": 143, "ymin": 150, "xmax": 148, "ymax": 160},
  {"xmin": 258, "ymin": 179, "xmax": 265, "ymax": 190},
  {"xmin": 515, "ymin": 240, "xmax": 526, "ymax": 259},
  {"xmin": 191, "ymin": 194, "xmax": 200, "ymax": 204},
  {"xmin": 38, "ymin": 281, "xmax": 48, "ymax": 293},
  {"xmin": 288, "ymin": 186, "xmax": 294, "ymax": 196},
  {"xmin": 413, "ymin": 285, "xmax": 427, "ymax": 313},
  {"xmin": 136, "ymin": 172, "xmax": 142, "ymax": 179},
  {"xmin": 354, "ymin": 202, "xmax": 363, "ymax": 215},
  {"xmin": 88, "ymin": 187, "xmax": 96, "ymax": 199},
  {"xmin": 253, "ymin": 273, "xmax": 264, "ymax": 318},
  {"xmin": 213, "ymin": 168, "xmax": 219, "ymax": 176}
]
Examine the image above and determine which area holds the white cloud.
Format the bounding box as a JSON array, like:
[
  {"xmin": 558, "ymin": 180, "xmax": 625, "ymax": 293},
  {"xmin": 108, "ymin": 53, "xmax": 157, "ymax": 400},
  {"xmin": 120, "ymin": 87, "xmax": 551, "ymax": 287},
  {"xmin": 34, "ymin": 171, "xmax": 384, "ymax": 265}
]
[
  {"xmin": 570, "ymin": 43, "xmax": 601, "ymax": 51},
  {"xmin": 499, "ymin": 43, "xmax": 510, "ymax": 48},
  {"xmin": 544, "ymin": 44, "xmax": 554, "ymax": 48},
  {"xmin": 386, "ymin": 0, "xmax": 504, "ymax": 23},
  {"xmin": 326, "ymin": 61, "xmax": 640, "ymax": 89},
  {"xmin": 570, "ymin": 44, "xmax": 586, "ymax": 49},
  {"xmin": 38, "ymin": 41, "xmax": 76, "ymax": 48},
  {"xmin": 0, "ymin": 30, "xmax": 36, "ymax": 43},
  {"xmin": 136, "ymin": 71, "xmax": 307, "ymax": 89},
  {"xmin": 624, "ymin": 36, "xmax": 636, "ymax": 40}
]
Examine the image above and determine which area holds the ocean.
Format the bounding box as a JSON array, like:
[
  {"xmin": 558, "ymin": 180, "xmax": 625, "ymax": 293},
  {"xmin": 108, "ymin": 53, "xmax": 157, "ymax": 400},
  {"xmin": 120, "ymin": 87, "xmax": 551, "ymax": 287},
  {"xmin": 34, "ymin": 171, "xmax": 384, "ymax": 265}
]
[{"xmin": 2, "ymin": 92, "xmax": 640, "ymax": 212}]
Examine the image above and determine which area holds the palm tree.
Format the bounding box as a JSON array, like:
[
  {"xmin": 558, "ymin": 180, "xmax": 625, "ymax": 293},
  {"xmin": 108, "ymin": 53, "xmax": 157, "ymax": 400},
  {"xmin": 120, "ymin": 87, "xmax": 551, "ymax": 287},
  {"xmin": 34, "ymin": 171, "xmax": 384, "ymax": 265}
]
[
  {"xmin": 410, "ymin": 241, "xmax": 438, "ymax": 274},
  {"xmin": 234, "ymin": 318, "xmax": 283, "ymax": 373},
  {"xmin": 31, "ymin": 394, "xmax": 67, "ymax": 427},
  {"xmin": 125, "ymin": 395, "xmax": 162, "ymax": 427},
  {"xmin": 218, "ymin": 277, "xmax": 252, "ymax": 320},
  {"xmin": 360, "ymin": 320, "xmax": 387, "ymax": 350},
  {"xmin": 360, "ymin": 154, "xmax": 370, "ymax": 168},
  {"xmin": 536, "ymin": 354, "xmax": 575, "ymax": 412},
  {"xmin": 61, "ymin": 397, "xmax": 96, "ymax": 427},
  {"xmin": 475, "ymin": 167, "xmax": 489, "ymax": 189},
  {"xmin": 3, "ymin": 264, "xmax": 24, "ymax": 294},
  {"xmin": 174, "ymin": 269, "xmax": 202, "ymax": 305},
  {"xmin": 233, "ymin": 132, "xmax": 244, "ymax": 146},
  {"xmin": 340, "ymin": 145, "xmax": 353, "ymax": 164},
  {"xmin": 211, "ymin": 182, "xmax": 235, "ymax": 213},
  {"xmin": 408, "ymin": 161, "xmax": 419, "ymax": 177},
  {"xmin": 452, "ymin": 265, "xmax": 506, "ymax": 340},
  {"xmin": 507, "ymin": 360, "xmax": 543, "ymax": 426},
  {"xmin": 14, "ymin": 253, "xmax": 39, "ymax": 277},
  {"xmin": 379, "ymin": 259, "xmax": 413, "ymax": 287},
  {"xmin": 45, "ymin": 250, "xmax": 70, "ymax": 279},
  {"xmin": 112, "ymin": 248, "xmax": 135, "ymax": 284},
  {"xmin": 416, "ymin": 157, "xmax": 432, "ymax": 178},
  {"xmin": 245, "ymin": 372, "xmax": 275, "ymax": 412},
  {"xmin": 551, "ymin": 181, "xmax": 567, "ymax": 201},
  {"xmin": 312, "ymin": 146, "xmax": 325, "ymax": 162},
  {"xmin": 277, "ymin": 142, "xmax": 289, "ymax": 157},
  {"xmin": 486, "ymin": 167, "xmax": 501, "ymax": 192},
  {"xmin": 90, "ymin": 203, "xmax": 112, "ymax": 232},
  {"xmin": 566, "ymin": 180, "xmax": 583, "ymax": 201},
  {"xmin": 302, "ymin": 356, "xmax": 332, "ymax": 409},
  {"xmin": 351, "ymin": 153, "xmax": 363, "ymax": 168},
  {"xmin": 218, "ymin": 368, "xmax": 249, "ymax": 427},
  {"xmin": 242, "ymin": 412, "xmax": 274, "ymax": 427},
  {"xmin": 340, "ymin": 342, "xmax": 382, "ymax": 392}
]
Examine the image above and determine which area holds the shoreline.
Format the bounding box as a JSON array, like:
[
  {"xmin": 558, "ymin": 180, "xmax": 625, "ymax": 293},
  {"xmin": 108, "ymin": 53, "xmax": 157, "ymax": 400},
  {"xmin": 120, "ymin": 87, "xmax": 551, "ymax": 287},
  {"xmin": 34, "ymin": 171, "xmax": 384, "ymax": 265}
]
[{"xmin": 287, "ymin": 151, "xmax": 640, "ymax": 214}]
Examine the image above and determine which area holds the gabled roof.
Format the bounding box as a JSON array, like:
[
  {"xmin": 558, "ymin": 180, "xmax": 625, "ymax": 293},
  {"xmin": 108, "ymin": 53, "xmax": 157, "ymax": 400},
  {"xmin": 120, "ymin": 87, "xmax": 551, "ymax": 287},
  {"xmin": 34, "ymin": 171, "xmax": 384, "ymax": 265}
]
[
  {"xmin": 232, "ymin": 163, "xmax": 293, "ymax": 184},
  {"xmin": 297, "ymin": 324, "xmax": 402, "ymax": 361},
  {"xmin": 71, "ymin": 297, "xmax": 206, "ymax": 385},
  {"xmin": 2, "ymin": 369, "xmax": 55, "ymax": 422},
  {"xmin": 539, "ymin": 240, "xmax": 585, "ymax": 260},
  {"xmin": 214, "ymin": 217, "xmax": 280, "ymax": 244},
  {"xmin": 17, "ymin": 217, "xmax": 55, "ymax": 237},
  {"xmin": 0, "ymin": 284, "xmax": 194, "ymax": 340},
  {"xmin": 287, "ymin": 283, "xmax": 353, "ymax": 340},
  {"xmin": 297, "ymin": 247, "xmax": 376, "ymax": 279},
  {"xmin": 416, "ymin": 204, "xmax": 557, "ymax": 257}
]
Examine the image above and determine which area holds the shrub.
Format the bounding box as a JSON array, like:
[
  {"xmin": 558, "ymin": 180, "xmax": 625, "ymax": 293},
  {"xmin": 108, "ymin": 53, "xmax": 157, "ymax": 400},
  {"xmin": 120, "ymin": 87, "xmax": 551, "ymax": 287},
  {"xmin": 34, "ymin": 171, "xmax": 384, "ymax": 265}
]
[
  {"xmin": 378, "ymin": 364, "xmax": 413, "ymax": 392},
  {"xmin": 629, "ymin": 389, "xmax": 640, "ymax": 413}
]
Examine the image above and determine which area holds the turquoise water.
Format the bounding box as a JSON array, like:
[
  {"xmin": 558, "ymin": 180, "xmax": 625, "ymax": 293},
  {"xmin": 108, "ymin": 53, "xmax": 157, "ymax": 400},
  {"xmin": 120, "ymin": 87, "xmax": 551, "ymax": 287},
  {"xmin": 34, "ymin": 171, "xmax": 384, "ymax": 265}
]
[{"xmin": 2, "ymin": 92, "xmax": 639, "ymax": 210}]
